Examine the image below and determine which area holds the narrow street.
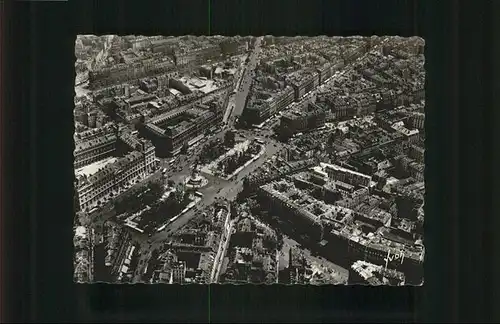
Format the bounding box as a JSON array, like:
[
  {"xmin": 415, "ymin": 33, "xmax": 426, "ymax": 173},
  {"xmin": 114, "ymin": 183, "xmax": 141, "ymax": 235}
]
[
  {"xmin": 228, "ymin": 37, "xmax": 263, "ymax": 124},
  {"xmin": 212, "ymin": 219, "xmax": 235, "ymax": 283},
  {"xmin": 223, "ymin": 54, "xmax": 249, "ymax": 124}
]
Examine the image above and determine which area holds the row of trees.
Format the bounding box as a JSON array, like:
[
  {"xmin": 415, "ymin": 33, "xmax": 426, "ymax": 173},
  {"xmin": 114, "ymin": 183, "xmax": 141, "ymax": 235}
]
[
  {"xmin": 195, "ymin": 131, "xmax": 236, "ymax": 165},
  {"xmin": 217, "ymin": 151, "xmax": 251, "ymax": 175},
  {"xmin": 113, "ymin": 181, "xmax": 163, "ymax": 215},
  {"xmin": 217, "ymin": 143, "xmax": 260, "ymax": 175},
  {"xmin": 138, "ymin": 187, "xmax": 192, "ymax": 228},
  {"xmin": 262, "ymin": 233, "xmax": 278, "ymax": 251},
  {"xmin": 196, "ymin": 139, "xmax": 226, "ymax": 165}
]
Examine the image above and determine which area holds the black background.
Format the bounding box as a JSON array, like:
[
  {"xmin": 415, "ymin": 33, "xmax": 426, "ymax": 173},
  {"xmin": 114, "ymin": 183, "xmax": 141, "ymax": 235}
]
[{"xmin": 2, "ymin": 0, "xmax": 498, "ymax": 322}]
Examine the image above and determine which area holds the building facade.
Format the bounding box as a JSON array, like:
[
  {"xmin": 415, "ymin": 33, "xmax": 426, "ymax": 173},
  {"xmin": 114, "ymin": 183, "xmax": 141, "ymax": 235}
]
[
  {"xmin": 280, "ymin": 104, "xmax": 326, "ymax": 134},
  {"xmin": 286, "ymin": 70, "xmax": 319, "ymax": 101},
  {"xmin": 76, "ymin": 140, "xmax": 158, "ymax": 211},
  {"xmin": 144, "ymin": 103, "xmax": 223, "ymax": 157},
  {"xmin": 74, "ymin": 133, "xmax": 117, "ymax": 169},
  {"xmin": 320, "ymin": 163, "xmax": 372, "ymax": 188}
]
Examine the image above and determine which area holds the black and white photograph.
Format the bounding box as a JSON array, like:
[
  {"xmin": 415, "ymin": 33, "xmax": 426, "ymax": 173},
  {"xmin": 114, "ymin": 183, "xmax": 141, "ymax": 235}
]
[{"xmin": 73, "ymin": 35, "xmax": 425, "ymax": 285}]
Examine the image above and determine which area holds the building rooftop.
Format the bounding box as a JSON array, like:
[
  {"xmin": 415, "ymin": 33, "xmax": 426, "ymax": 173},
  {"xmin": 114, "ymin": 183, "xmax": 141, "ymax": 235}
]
[
  {"xmin": 318, "ymin": 162, "xmax": 372, "ymax": 183},
  {"xmin": 391, "ymin": 121, "xmax": 419, "ymax": 137},
  {"xmin": 77, "ymin": 150, "xmax": 143, "ymax": 188},
  {"xmin": 75, "ymin": 133, "xmax": 117, "ymax": 153}
]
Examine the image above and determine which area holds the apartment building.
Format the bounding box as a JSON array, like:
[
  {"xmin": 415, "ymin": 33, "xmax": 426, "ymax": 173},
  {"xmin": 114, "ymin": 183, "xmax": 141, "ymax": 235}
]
[
  {"xmin": 76, "ymin": 140, "xmax": 157, "ymax": 211},
  {"xmin": 74, "ymin": 133, "xmax": 117, "ymax": 169}
]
